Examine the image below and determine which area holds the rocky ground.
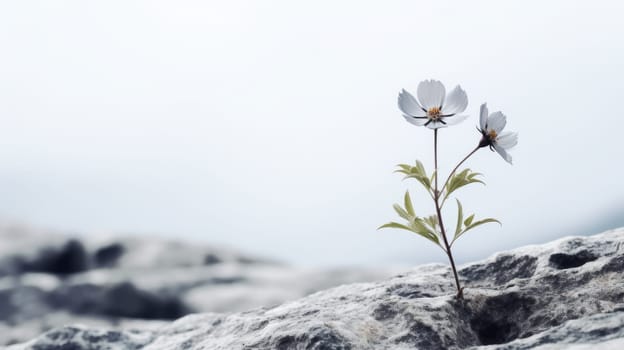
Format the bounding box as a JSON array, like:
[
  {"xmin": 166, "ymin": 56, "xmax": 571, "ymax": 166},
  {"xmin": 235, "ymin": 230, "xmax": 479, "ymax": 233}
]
[
  {"xmin": 4, "ymin": 226, "xmax": 624, "ymax": 349},
  {"xmin": 0, "ymin": 224, "xmax": 400, "ymax": 346}
]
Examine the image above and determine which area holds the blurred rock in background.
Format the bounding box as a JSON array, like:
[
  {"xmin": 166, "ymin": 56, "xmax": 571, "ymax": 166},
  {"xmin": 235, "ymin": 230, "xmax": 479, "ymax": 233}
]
[{"xmin": 0, "ymin": 223, "xmax": 401, "ymax": 346}]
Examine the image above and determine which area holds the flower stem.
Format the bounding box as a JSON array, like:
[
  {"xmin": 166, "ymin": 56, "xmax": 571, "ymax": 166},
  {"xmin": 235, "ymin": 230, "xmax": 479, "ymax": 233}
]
[
  {"xmin": 441, "ymin": 146, "xmax": 480, "ymax": 198},
  {"xmin": 433, "ymin": 129, "xmax": 463, "ymax": 299}
]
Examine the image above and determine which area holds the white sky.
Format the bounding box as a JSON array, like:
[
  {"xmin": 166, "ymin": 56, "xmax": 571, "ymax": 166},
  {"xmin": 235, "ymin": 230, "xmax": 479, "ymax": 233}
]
[{"xmin": 0, "ymin": 1, "xmax": 623, "ymax": 266}]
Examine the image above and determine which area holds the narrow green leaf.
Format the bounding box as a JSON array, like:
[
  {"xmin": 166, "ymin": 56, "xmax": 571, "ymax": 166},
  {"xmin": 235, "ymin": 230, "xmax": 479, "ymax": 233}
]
[
  {"xmin": 392, "ymin": 204, "xmax": 410, "ymax": 221},
  {"xmin": 378, "ymin": 222, "xmax": 412, "ymax": 231},
  {"xmin": 464, "ymin": 214, "xmax": 475, "ymax": 227},
  {"xmin": 455, "ymin": 199, "xmax": 463, "ymax": 237},
  {"xmin": 452, "ymin": 217, "xmax": 501, "ymax": 245},
  {"xmin": 422, "ymin": 176, "xmax": 431, "ymax": 189},
  {"xmin": 467, "ymin": 172, "xmax": 484, "ymax": 181},
  {"xmin": 464, "ymin": 218, "xmax": 501, "ymax": 234},
  {"xmin": 443, "ymin": 168, "xmax": 486, "ymax": 202},
  {"xmin": 379, "ymin": 219, "xmax": 441, "ymax": 248},
  {"xmin": 415, "ymin": 160, "xmax": 426, "ymax": 175},
  {"xmin": 410, "ymin": 218, "xmax": 440, "ymax": 246},
  {"xmin": 400, "ymin": 160, "xmax": 432, "ymax": 192},
  {"xmin": 423, "ymin": 215, "xmax": 438, "ymax": 231},
  {"xmin": 404, "ymin": 174, "xmax": 431, "ymax": 191},
  {"xmin": 396, "ymin": 164, "xmax": 411, "ymax": 171},
  {"xmin": 404, "ymin": 191, "xmax": 415, "ymax": 217},
  {"xmin": 414, "ymin": 231, "xmax": 441, "ymax": 246}
]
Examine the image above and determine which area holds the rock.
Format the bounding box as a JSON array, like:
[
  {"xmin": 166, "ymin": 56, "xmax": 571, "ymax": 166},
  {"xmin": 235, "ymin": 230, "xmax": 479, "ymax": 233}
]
[
  {"xmin": 0, "ymin": 223, "xmax": 274, "ymax": 275},
  {"xmin": 469, "ymin": 312, "xmax": 624, "ymax": 349},
  {"xmin": 203, "ymin": 253, "xmax": 222, "ymax": 265},
  {"xmin": 10, "ymin": 326, "xmax": 155, "ymax": 350},
  {"xmin": 548, "ymin": 250, "xmax": 598, "ymax": 270},
  {"xmin": 0, "ymin": 239, "xmax": 89, "ymax": 276},
  {"xmin": 8, "ymin": 227, "xmax": 624, "ymax": 349},
  {"xmin": 26, "ymin": 239, "xmax": 90, "ymax": 275},
  {"xmin": 47, "ymin": 282, "xmax": 190, "ymax": 319},
  {"xmin": 0, "ymin": 225, "xmax": 401, "ymax": 346},
  {"xmin": 93, "ymin": 243, "xmax": 125, "ymax": 268}
]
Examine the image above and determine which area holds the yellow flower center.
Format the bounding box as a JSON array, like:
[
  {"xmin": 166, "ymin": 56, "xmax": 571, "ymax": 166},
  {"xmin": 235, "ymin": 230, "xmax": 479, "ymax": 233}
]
[
  {"xmin": 427, "ymin": 107, "xmax": 442, "ymax": 120},
  {"xmin": 488, "ymin": 129, "xmax": 497, "ymax": 140}
]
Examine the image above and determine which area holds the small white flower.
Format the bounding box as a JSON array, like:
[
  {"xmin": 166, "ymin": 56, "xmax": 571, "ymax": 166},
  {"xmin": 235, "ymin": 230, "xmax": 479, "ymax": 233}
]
[
  {"xmin": 478, "ymin": 103, "xmax": 518, "ymax": 164},
  {"xmin": 398, "ymin": 79, "xmax": 468, "ymax": 129}
]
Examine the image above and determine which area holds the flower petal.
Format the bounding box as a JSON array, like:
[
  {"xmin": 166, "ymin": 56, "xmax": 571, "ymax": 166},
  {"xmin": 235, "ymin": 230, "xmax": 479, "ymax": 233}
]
[
  {"xmin": 493, "ymin": 143, "xmax": 513, "ymax": 164},
  {"xmin": 425, "ymin": 120, "xmax": 448, "ymax": 129},
  {"xmin": 403, "ymin": 115, "xmax": 428, "ymax": 126},
  {"xmin": 479, "ymin": 103, "xmax": 488, "ymax": 130},
  {"xmin": 496, "ymin": 131, "xmax": 518, "ymax": 149},
  {"xmin": 417, "ymin": 79, "xmax": 445, "ymax": 110},
  {"xmin": 398, "ymin": 89, "xmax": 427, "ymax": 117},
  {"xmin": 441, "ymin": 85, "xmax": 468, "ymax": 115},
  {"xmin": 441, "ymin": 114, "xmax": 468, "ymax": 126},
  {"xmin": 487, "ymin": 111, "xmax": 507, "ymax": 134}
]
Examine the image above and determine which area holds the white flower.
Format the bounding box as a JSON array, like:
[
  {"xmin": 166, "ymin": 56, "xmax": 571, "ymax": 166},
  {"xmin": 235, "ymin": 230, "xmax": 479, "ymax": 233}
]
[
  {"xmin": 398, "ymin": 79, "xmax": 468, "ymax": 129},
  {"xmin": 478, "ymin": 103, "xmax": 518, "ymax": 164}
]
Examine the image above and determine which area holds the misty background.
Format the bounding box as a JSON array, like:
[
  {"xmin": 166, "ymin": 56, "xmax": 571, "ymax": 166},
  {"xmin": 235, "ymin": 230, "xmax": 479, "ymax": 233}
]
[{"xmin": 0, "ymin": 1, "xmax": 622, "ymax": 267}]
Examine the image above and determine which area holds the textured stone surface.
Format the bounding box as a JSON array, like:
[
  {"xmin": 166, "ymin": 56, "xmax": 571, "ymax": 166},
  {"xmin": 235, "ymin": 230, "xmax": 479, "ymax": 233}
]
[
  {"xmin": 8, "ymin": 228, "xmax": 624, "ymax": 349},
  {"xmin": 0, "ymin": 224, "xmax": 399, "ymax": 346}
]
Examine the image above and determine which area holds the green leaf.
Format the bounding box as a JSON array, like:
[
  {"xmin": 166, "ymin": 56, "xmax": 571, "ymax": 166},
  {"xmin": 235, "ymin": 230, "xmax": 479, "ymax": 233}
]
[
  {"xmin": 392, "ymin": 204, "xmax": 410, "ymax": 221},
  {"xmin": 379, "ymin": 218, "xmax": 440, "ymax": 247},
  {"xmin": 455, "ymin": 199, "xmax": 463, "ymax": 236},
  {"xmin": 464, "ymin": 214, "xmax": 475, "ymax": 227},
  {"xmin": 380, "ymin": 188, "xmax": 445, "ymax": 250},
  {"xmin": 423, "ymin": 215, "xmax": 438, "ymax": 231},
  {"xmin": 410, "ymin": 218, "xmax": 440, "ymax": 245},
  {"xmin": 394, "ymin": 160, "xmax": 432, "ymax": 193},
  {"xmin": 443, "ymin": 168, "xmax": 485, "ymax": 202},
  {"xmin": 415, "ymin": 160, "xmax": 426, "ymax": 174},
  {"xmin": 378, "ymin": 222, "xmax": 412, "ymax": 231},
  {"xmin": 463, "ymin": 218, "xmax": 501, "ymax": 234},
  {"xmin": 404, "ymin": 191, "xmax": 415, "ymax": 217},
  {"xmin": 452, "ymin": 216, "xmax": 501, "ymax": 245},
  {"xmin": 396, "ymin": 164, "xmax": 411, "ymax": 172}
]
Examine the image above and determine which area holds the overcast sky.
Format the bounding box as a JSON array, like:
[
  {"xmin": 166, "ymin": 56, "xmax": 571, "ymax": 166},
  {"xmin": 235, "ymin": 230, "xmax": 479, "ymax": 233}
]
[{"xmin": 0, "ymin": 1, "xmax": 623, "ymax": 266}]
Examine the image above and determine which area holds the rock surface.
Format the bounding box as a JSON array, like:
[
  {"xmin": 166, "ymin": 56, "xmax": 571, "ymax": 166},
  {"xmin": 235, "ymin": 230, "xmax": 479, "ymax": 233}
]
[
  {"xmin": 7, "ymin": 227, "xmax": 624, "ymax": 349},
  {"xmin": 0, "ymin": 224, "xmax": 400, "ymax": 346}
]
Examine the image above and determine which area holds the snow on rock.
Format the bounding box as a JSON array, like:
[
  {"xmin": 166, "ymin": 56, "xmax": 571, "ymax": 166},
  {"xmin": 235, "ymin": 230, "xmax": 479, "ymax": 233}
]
[{"xmin": 7, "ymin": 227, "xmax": 624, "ymax": 349}]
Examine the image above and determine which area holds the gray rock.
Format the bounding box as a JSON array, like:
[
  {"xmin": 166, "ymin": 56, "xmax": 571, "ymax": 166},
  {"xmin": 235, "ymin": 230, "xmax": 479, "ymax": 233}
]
[
  {"xmin": 471, "ymin": 312, "xmax": 624, "ymax": 349},
  {"xmin": 0, "ymin": 225, "xmax": 401, "ymax": 346},
  {"xmin": 0, "ymin": 223, "xmax": 274, "ymax": 275},
  {"xmin": 8, "ymin": 227, "xmax": 624, "ymax": 349}
]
